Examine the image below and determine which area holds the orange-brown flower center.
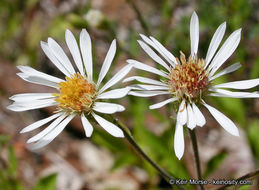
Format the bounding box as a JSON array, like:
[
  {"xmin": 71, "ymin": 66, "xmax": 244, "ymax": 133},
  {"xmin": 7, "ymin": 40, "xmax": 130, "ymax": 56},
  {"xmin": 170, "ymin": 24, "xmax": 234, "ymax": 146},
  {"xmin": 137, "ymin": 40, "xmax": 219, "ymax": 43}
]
[
  {"xmin": 53, "ymin": 73, "xmax": 96, "ymax": 114},
  {"xmin": 168, "ymin": 52, "xmax": 209, "ymax": 101}
]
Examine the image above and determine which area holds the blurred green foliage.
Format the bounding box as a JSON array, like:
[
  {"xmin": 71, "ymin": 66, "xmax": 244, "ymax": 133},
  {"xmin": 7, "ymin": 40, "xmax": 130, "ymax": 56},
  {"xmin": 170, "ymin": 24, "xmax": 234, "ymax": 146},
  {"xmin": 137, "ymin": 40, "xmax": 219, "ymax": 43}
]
[
  {"xmin": 33, "ymin": 174, "xmax": 57, "ymax": 190},
  {"xmin": 0, "ymin": 135, "xmax": 23, "ymax": 190},
  {"xmin": 0, "ymin": 0, "xmax": 259, "ymax": 189},
  {"xmin": 0, "ymin": 135, "xmax": 57, "ymax": 190},
  {"xmin": 247, "ymin": 120, "xmax": 259, "ymax": 161},
  {"xmin": 203, "ymin": 150, "xmax": 228, "ymax": 178}
]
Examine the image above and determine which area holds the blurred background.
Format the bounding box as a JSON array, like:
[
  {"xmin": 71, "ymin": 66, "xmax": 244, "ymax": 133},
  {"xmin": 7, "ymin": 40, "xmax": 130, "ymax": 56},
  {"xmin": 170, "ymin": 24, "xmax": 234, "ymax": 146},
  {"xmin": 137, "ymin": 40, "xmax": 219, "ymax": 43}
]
[{"xmin": 0, "ymin": 0, "xmax": 259, "ymax": 189}]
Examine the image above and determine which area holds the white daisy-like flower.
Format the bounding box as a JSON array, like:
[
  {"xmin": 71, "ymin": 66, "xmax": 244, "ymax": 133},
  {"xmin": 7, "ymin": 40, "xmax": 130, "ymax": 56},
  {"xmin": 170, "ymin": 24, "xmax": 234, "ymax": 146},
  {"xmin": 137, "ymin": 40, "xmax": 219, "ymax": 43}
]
[
  {"xmin": 8, "ymin": 29, "xmax": 133, "ymax": 149},
  {"xmin": 124, "ymin": 12, "xmax": 259, "ymax": 160}
]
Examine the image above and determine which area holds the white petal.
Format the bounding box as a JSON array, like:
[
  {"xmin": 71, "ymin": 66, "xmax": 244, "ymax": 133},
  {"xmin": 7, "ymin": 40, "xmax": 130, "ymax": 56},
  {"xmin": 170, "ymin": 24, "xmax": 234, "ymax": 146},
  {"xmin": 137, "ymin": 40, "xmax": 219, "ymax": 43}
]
[
  {"xmin": 92, "ymin": 113, "xmax": 124, "ymax": 137},
  {"xmin": 123, "ymin": 76, "xmax": 167, "ymax": 86},
  {"xmin": 138, "ymin": 40, "xmax": 170, "ymax": 71},
  {"xmin": 187, "ymin": 103, "xmax": 196, "ymax": 129},
  {"xmin": 43, "ymin": 115, "xmax": 74, "ymax": 141},
  {"xmin": 209, "ymin": 62, "xmax": 241, "ymax": 81},
  {"xmin": 93, "ymin": 102, "xmax": 125, "ymax": 114},
  {"xmin": 209, "ymin": 88, "xmax": 259, "ymax": 98},
  {"xmin": 192, "ymin": 103, "xmax": 206, "ymax": 127},
  {"xmin": 149, "ymin": 36, "xmax": 177, "ymax": 66},
  {"xmin": 80, "ymin": 29, "xmax": 93, "ymax": 80},
  {"xmin": 29, "ymin": 139, "xmax": 53, "ymax": 150},
  {"xmin": 203, "ymin": 103, "xmax": 239, "ymax": 136},
  {"xmin": 17, "ymin": 66, "xmax": 63, "ymax": 83},
  {"xmin": 190, "ymin": 12, "xmax": 199, "ymax": 56},
  {"xmin": 11, "ymin": 99, "xmax": 56, "ymax": 106},
  {"xmin": 205, "ymin": 22, "xmax": 226, "ymax": 67},
  {"xmin": 209, "ymin": 29, "xmax": 242, "ymax": 76},
  {"xmin": 27, "ymin": 114, "xmax": 67, "ymax": 143},
  {"xmin": 139, "ymin": 34, "xmax": 154, "ymax": 47},
  {"xmin": 149, "ymin": 98, "xmax": 177, "ymax": 109},
  {"xmin": 29, "ymin": 115, "xmax": 75, "ymax": 149},
  {"xmin": 7, "ymin": 104, "xmax": 56, "ymax": 112},
  {"xmin": 40, "ymin": 41, "xmax": 71, "ymax": 76},
  {"xmin": 97, "ymin": 40, "xmax": 116, "ymax": 86},
  {"xmin": 129, "ymin": 91, "xmax": 169, "ymax": 97},
  {"xmin": 81, "ymin": 114, "xmax": 93, "ymax": 137},
  {"xmin": 139, "ymin": 34, "xmax": 176, "ymax": 67},
  {"xmin": 65, "ymin": 29, "xmax": 84, "ymax": 75},
  {"xmin": 177, "ymin": 100, "xmax": 187, "ymax": 125},
  {"xmin": 129, "ymin": 85, "xmax": 147, "ymax": 91},
  {"xmin": 47, "ymin": 38, "xmax": 76, "ymax": 74},
  {"xmin": 214, "ymin": 79, "xmax": 259, "ymax": 90},
  {"xmin": 8, "ymin": 100, "xmax": 57, "ymax": 112},
  {"xmin": 97, "ymin": 87, "xmax": 131, "ymax": 99},
  {"xmin": 174, "ymin": 122, "xmax": 185, "ymax": 160},
  {"xmin": 10, "ymin": 93, "xmax": 54, "ymax": 102},
  {"xmin": 131, "ymin": 84, "xmax": 169, "ymax": 91},
  {"xmin": 98, "ymin": 64, "xmax": 133, "ymax": 94},
  {"xmin": 17, "ymin": 73, "xmax": 58, "ymax": 89},
  {"xmin": 20, "ymin": 113, "xmax": 62, "ymax": 133},
  {"xmin": 17, "ymin": 66, "xmax": 64, "ymax": 85},
  {"xmin": 127, "ymin": 59, "xmax": 168, "ymax": 78}
]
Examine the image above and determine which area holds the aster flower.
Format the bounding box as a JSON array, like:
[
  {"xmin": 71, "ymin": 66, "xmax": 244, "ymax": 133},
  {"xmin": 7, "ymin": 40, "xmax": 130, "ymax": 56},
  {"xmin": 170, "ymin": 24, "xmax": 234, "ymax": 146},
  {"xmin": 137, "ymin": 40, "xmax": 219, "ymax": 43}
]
[
  {"xmin": 8, "ymin": 29, "xmax": 133, "ymax": 149},
  {"xmin": 124, "ymin": 12, "xmax": 259, "ymax": 159}
]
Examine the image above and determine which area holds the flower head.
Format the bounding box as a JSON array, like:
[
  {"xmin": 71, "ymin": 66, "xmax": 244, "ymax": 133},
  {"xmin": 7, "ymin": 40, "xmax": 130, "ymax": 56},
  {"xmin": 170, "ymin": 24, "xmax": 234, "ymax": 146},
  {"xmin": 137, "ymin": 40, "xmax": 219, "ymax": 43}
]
[
  {"xmin": 125, "ymin": 12, "xmax": 259, "ymax": 160},
  {"xmin": 54, "ymin": 73, "xmax": 96, "ymax": 113},
  {"xmin": 8, "ymin": 29, "xmax": 133, "ymax": 149},
  {"xmin": 168, "ymin": 52, "xmax": 209, "ymax": 101}
]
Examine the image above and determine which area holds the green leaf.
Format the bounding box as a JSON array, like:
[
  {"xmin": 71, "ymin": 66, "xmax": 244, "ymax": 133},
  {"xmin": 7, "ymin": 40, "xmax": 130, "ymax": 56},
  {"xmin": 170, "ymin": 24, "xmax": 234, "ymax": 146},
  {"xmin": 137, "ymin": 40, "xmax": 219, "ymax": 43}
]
[{"xmin": 33, "ymin": 173, "xmax": 57, "ymax": 190}]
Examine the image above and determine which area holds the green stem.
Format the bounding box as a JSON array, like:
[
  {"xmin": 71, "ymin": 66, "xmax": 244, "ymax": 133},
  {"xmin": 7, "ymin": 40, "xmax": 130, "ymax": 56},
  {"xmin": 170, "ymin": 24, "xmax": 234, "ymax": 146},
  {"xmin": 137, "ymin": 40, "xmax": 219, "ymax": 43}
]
[
  {"xmin": 111, "ymin": 117, "xmax": 187, "ymax": 190},
  {"xmin": 189, "ymin": 129, "xmax": 204, "ymax": 190}
]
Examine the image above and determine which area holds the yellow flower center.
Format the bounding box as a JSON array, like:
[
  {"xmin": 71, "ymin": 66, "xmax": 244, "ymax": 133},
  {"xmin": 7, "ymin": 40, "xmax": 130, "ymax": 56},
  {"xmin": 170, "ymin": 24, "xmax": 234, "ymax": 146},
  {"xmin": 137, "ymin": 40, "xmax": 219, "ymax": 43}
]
[
  {"xmin": 168, "ymin": 52, "xmax": 209, "ymax": 102},
  {"xmin": 53, "ymin": 73, "xmax": 96, "ymax": 114}
]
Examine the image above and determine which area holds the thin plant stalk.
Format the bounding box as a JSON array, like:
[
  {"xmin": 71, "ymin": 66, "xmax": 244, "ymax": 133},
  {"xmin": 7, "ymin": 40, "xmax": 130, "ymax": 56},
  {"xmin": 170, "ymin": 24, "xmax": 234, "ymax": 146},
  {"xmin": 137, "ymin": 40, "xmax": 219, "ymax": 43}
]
[
  {"xmin": 189, "ymin": 129, "xmax": 204, "ymax": 190},
  {"xmin": 125, "ymin": 0, "xmax": 151, "ymax": 35},
  {"xmin": 110, "ymin": 116, "xmax": 187, "ymax": 190}
]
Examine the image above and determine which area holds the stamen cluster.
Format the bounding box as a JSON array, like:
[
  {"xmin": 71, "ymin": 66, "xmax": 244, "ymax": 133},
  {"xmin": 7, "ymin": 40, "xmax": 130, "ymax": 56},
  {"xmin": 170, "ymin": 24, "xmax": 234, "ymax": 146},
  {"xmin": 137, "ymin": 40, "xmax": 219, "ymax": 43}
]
[
  {"xmin": 168, "ymin": 52, "xmax": 209, "ymax": 102},
  {"xmin": 54, "ymin": 73, "xmax": 96, "ymax": 114}
]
